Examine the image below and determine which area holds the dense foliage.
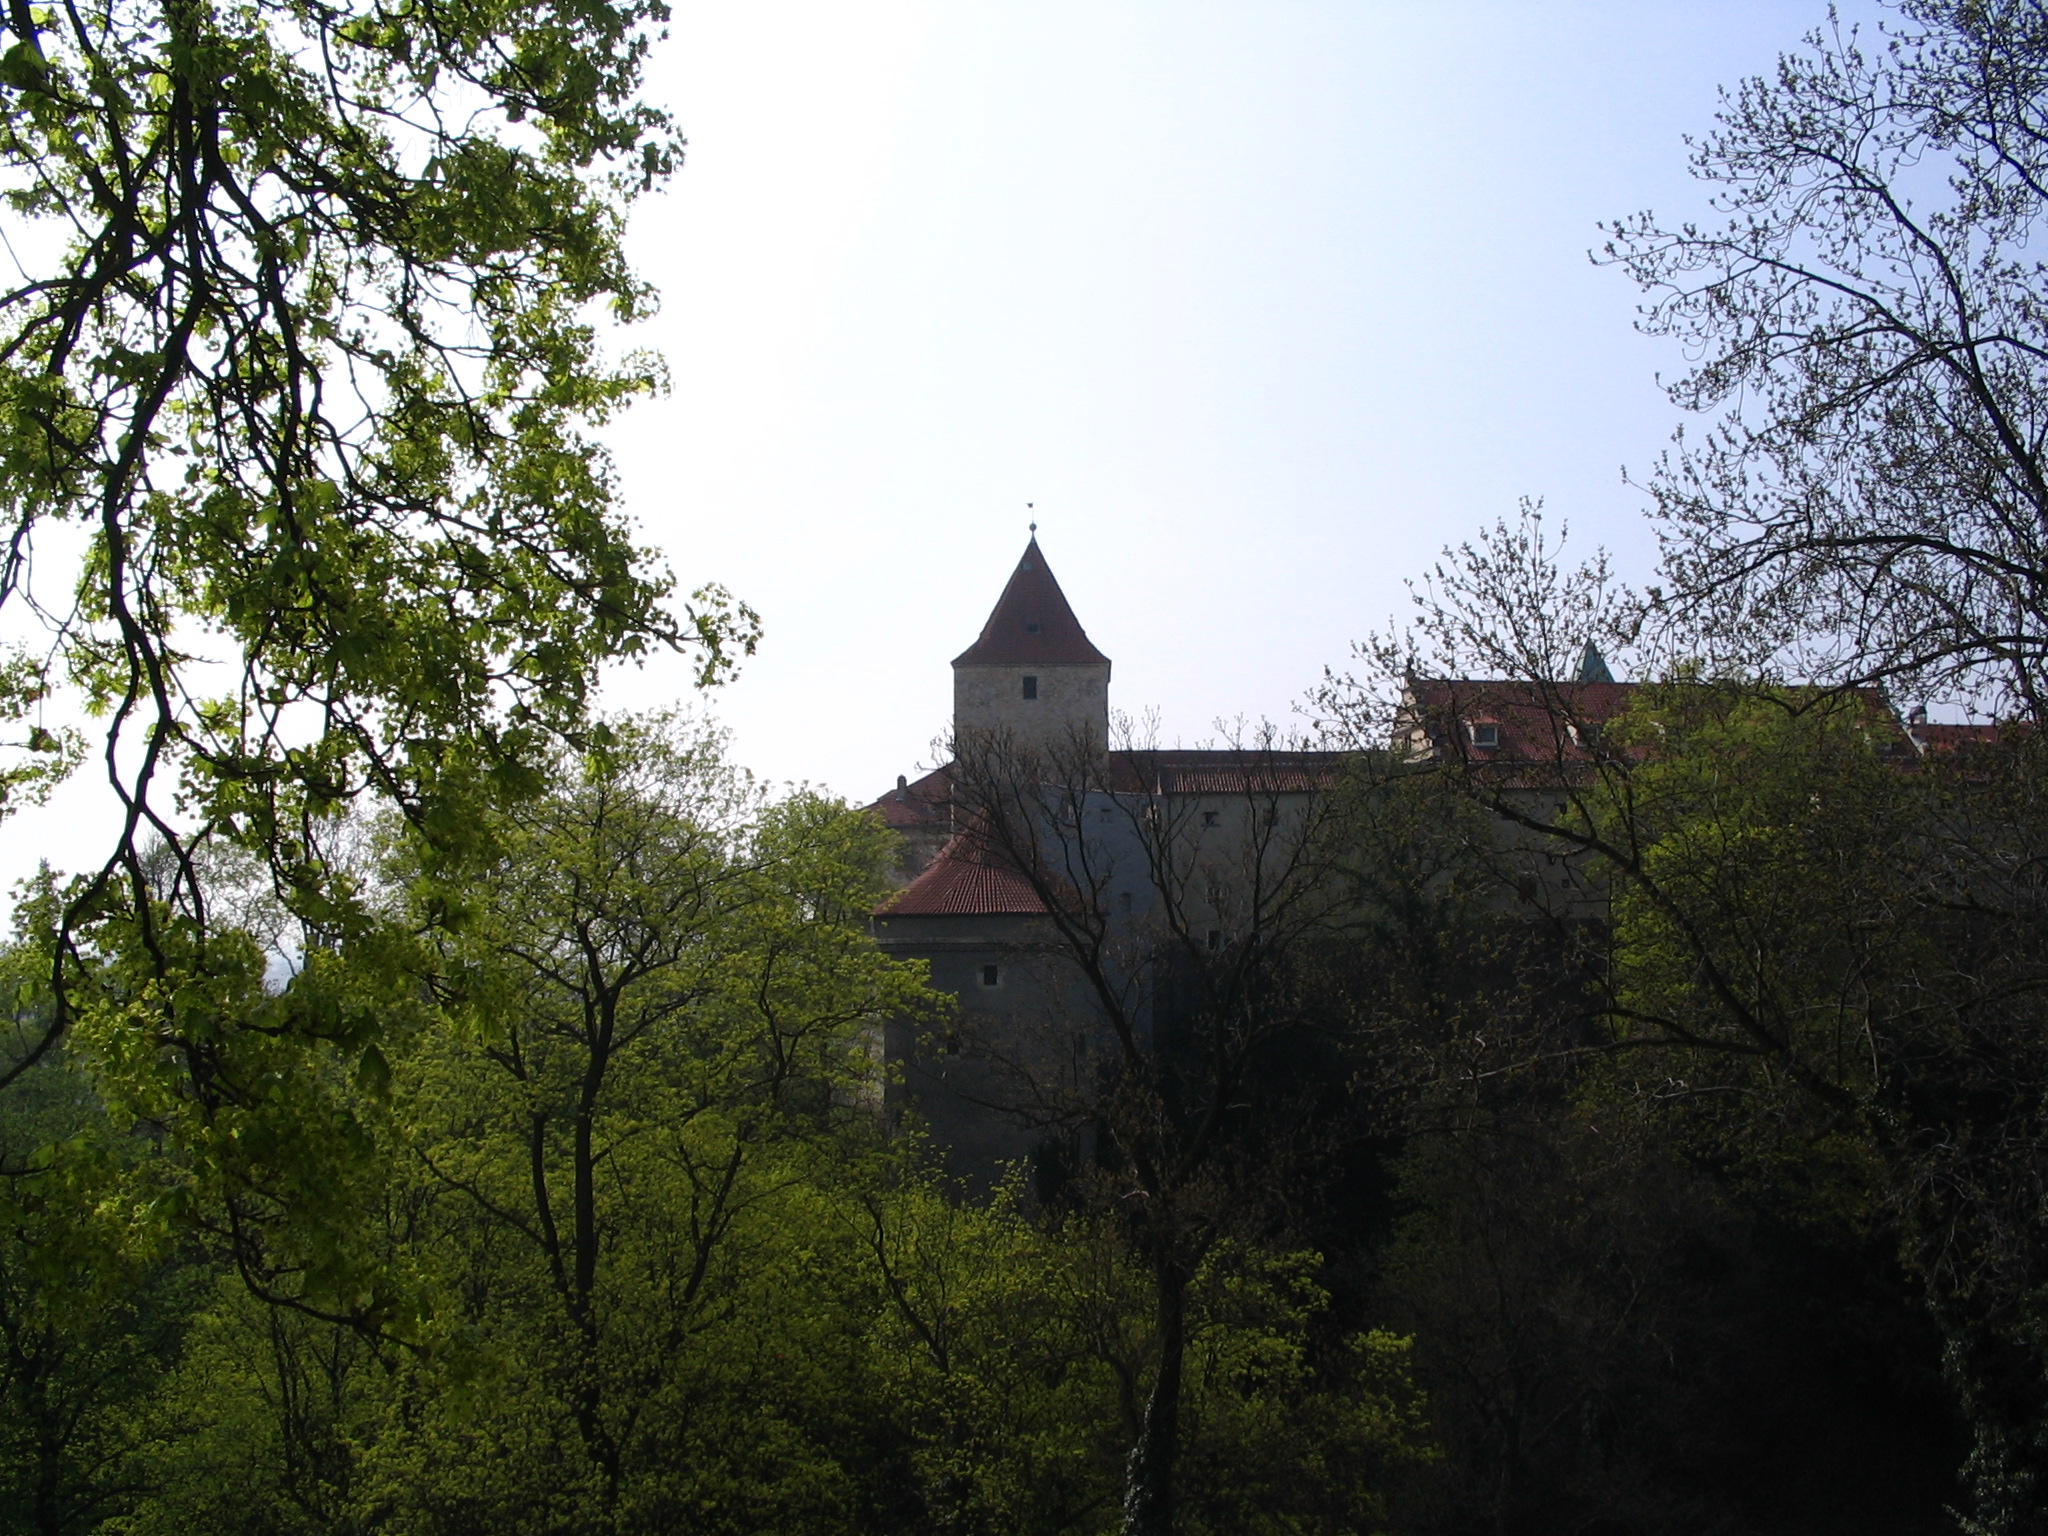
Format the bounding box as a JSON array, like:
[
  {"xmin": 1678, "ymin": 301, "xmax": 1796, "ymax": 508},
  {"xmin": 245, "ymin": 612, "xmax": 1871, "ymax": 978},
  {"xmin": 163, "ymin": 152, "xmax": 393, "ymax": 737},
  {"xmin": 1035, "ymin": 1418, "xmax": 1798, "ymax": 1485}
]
[
  {"xmin": 17, "ymin": 1, "xmax": 2048, "ymax": 1533},
  {"xmin": 0, "ymin": 0, "xmax": 757, "ymax": 1312},
  {"xmin": 0, "ymin": 718, "xmax": 1434, "ymax": 1536}
]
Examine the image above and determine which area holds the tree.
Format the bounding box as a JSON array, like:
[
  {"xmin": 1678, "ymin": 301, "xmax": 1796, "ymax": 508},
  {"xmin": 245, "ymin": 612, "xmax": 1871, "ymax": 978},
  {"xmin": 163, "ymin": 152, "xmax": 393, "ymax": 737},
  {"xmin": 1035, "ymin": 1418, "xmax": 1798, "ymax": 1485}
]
[
  {"xmin": 0, "ymin": 1017, "xmax": 200, "ymax": 1536},
  {"xmin": 0, "ymin": 0, "xmax": 755, "ymax": 1299},
  {"xmin": 29, "ymin": 712, "xmax": 1431, "ymax": 1536},
  {"xmin": 1375, "ymin": 1064, "xmax": 1961, "ymax": 1536},
  {"xmin": 1604, "ymin": 0, "xmax": 2048, "ymax": 715},
  {"xmin": 1326, "ymin": 511, "xmax": 2048, "ymax": 1532},
  {"xmin": 393, "ymin": 714, "xmax": 937, "ymax": 1526},
  {"xmin": 940, "ymin": 719, "xmax": 1404, "ymax": 1536},
  {"xmin": 1589, "ymin": 688, "xmax": 2048, "ymax": 1536}
]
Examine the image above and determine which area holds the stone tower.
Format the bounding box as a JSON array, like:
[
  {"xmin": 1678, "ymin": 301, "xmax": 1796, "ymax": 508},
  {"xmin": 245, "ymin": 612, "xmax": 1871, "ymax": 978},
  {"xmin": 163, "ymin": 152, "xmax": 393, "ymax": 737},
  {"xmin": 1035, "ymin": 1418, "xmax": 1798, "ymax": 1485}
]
[{"xmin": 952, "ymin": 536, "xmax": 1111, "ymax": 753}]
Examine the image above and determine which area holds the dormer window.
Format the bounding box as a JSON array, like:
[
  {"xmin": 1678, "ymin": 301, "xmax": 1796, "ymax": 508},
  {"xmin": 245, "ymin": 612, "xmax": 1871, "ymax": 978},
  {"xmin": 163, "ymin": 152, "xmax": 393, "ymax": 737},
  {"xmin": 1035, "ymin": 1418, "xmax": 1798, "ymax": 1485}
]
[
  {"xmin": 1021, "ymin": 676, "xmax": 1038, "ymax": 700},
  {"xmin": 1469, "ymin": 722, "xmax": 1500, "ymax": 750}
]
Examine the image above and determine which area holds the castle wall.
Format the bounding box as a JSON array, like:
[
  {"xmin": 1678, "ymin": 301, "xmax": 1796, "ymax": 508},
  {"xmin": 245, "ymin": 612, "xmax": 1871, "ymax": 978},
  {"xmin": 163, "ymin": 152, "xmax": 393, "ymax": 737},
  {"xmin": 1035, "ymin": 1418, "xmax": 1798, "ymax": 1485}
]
[{"xmin": 873, "ymin": 911, "xmax": 1109, "ymax": 1191}]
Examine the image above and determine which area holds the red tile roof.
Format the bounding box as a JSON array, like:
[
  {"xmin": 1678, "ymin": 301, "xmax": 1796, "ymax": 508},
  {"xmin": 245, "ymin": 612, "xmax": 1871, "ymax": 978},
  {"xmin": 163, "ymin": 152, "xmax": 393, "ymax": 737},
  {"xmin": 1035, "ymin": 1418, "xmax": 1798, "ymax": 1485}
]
[
  {"xmin": 864, "ymin": 765, "xmax": 953, "ymax": 832},
  {"xmin": 1402, "ymin": 679, "xmax": 1912, "ymax": 768},
  {"xmin": 1912, "ymin": 722, "xmax": 2005, "ymax": 753},
  {"xmin": 1403, "ymin": 679, "xmax": 1643, "ymax": 764},
  {"xmin": 1417, "ymin": 684, "xmax": 1638, "ymax": 761},
  {"xmin": 952, "ymin": 537, "xmax": 1110, "ymax": 668},
  {"xmin": 878, "ymin": 834, "xmax": 1050, "ymax": 916}
]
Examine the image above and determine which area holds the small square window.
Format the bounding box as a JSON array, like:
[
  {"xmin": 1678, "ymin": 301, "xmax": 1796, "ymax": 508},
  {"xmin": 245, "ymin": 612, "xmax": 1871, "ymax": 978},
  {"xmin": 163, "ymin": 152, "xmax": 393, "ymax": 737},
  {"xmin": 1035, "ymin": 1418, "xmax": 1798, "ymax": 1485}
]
[
  {"xmin": 1024, "ymin": 620, "xmax": 1042, "ymax": 634},
  {"xmin": 981, "ymin": 964, "xmax": 1000, "ymax": 987},
  {"xmin": 1201, "ymin": 810, "xmax": 1220, "ymax": 828},
  {"xmin": 1022, "ymin": 676, "xmax": 1038, "ymax": 700},
  {"xmin": 1469, "ymin": 722, "xmax": 1500, "ymax": 749}
]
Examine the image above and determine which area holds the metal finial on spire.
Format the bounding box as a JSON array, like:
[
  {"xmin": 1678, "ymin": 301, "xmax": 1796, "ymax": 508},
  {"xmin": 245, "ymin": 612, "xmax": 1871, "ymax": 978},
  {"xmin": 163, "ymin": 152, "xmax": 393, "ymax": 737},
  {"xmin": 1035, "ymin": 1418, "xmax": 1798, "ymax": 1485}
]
[{"xmin": 1027, "ymin": 502, "xmax": 1036, "ymax": 535}]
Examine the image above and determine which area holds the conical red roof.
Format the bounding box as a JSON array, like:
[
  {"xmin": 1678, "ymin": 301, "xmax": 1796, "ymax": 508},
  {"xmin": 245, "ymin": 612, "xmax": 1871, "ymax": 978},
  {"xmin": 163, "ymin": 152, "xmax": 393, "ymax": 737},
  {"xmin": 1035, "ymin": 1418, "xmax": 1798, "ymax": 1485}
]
[{"xmin": 952, "ymin": 537, "xmax": 1110, "ymax": 667}]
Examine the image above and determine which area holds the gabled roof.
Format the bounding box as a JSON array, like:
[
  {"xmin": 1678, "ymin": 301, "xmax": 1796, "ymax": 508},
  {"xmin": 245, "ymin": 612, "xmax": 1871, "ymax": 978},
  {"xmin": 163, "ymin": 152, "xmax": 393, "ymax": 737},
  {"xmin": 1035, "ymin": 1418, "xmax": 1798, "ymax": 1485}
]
[
  {"xmin": 1402, "ymin": 679, "xmax": 1643, "ymax": 765},
  {"xmin": 952, "ymin": 537, "xmax": 1110, "ymax": 668},
  {"xmin": 1400, "ymin": 678, "xmax": 1915, "ymax": 769},
  {"xmin": 877, "ymin": 833, "xmax": 1050, "ymax": 917},
  {"xmin": 864, "ymin": 765, "xmax": 953, "ymax": 834}
]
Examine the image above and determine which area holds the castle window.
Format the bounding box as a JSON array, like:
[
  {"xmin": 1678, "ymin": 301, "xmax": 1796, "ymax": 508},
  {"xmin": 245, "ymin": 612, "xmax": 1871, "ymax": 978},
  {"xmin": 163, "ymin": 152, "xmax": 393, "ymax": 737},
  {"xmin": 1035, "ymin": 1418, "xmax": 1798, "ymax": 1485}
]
[
  {"xmin": 1207, "ymin": 930, "xmax": 1223, "ymax": 951},
  {"xmin": 981, "ymin": 964, "xmax": 1000, "ymax": 987},
  {"xmin": 1201, "ymin": 810, "xmax": 1220, "ymax": 829},
  {"xmin": 1021, "ymin": 676, "xmax": 1038, "ymax": 700}
]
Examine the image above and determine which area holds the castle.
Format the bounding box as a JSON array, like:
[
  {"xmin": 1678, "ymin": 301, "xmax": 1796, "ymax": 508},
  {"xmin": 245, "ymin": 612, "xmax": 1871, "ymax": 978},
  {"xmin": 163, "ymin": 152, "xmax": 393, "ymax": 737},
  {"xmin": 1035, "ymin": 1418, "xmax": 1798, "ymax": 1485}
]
[
  {"xmin": 863, "ymin": 535, "xmax": 1351, "ymax": 1179},
  {"xmin": 862, "ymin": 537, "xmax": 1988, "ymax": 1181}
]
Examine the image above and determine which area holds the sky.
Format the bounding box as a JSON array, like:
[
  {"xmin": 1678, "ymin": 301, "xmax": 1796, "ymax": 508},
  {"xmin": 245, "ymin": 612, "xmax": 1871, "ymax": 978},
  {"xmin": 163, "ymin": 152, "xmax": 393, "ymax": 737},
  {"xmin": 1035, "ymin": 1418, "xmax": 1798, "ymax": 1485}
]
[
  {"xmin": 0, "ymin": 1, "xmax": 1894, "ymax": 895},
  {"xmin": 591, "ymin": 0, "xmax": 1888, "ymax": 802}
]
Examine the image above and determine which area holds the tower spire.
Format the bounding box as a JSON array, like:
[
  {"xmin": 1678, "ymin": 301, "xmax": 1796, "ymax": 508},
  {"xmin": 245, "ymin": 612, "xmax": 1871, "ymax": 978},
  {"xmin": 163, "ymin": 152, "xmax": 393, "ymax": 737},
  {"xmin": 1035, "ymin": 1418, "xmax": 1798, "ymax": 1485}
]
[
  {"xmin": 952, "ymin": 534, "xmax": 1111, "ymax": 752},
  {"xmin": 953, "ymin": 536, "xmax": 1107, "ymax": 667}
]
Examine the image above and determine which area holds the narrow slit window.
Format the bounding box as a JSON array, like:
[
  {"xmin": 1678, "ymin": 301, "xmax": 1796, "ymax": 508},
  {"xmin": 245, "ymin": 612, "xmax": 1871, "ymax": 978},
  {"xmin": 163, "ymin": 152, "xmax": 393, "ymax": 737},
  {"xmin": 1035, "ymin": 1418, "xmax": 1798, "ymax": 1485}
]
[
  {"xmin": 981, "ymin": 964, "xmax": 1000, "ymax": 987},
  {"xmin": 1207, "ymin": 930, "xmax": 1223, "ymax": 951},
  {"xmin": 1021, "ymin": 676, "xmax": 1038, "ymax": 700}
]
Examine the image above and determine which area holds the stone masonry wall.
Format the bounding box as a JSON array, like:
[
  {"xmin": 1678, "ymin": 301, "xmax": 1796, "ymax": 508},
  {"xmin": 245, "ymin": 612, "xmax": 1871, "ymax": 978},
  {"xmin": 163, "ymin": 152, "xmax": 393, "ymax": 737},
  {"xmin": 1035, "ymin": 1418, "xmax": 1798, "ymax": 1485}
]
[{"xmin": 953, "ymin": 661, "xmax": 1109, "ymax": 753}]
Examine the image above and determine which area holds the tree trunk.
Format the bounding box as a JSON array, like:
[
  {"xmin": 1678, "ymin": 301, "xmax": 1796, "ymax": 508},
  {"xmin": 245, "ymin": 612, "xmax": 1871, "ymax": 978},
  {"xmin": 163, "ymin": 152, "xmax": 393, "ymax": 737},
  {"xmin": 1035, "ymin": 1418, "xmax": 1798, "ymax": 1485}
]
[{"xmin": 1121, "ymin": 1258, "xmax": 1188, "ymax": 1536}]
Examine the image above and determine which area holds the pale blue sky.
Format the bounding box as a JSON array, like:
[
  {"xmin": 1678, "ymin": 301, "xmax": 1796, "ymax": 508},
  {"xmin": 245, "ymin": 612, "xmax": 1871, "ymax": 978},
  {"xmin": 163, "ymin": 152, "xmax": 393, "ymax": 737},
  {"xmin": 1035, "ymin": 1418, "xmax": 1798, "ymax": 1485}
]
[
  {"xmin": 595, "ymin": 1, "xmax": 1883, "ymax": 800},
  {"xmin": 0, "ymin": 2, "xmax": 1887, "ymax": 898}
]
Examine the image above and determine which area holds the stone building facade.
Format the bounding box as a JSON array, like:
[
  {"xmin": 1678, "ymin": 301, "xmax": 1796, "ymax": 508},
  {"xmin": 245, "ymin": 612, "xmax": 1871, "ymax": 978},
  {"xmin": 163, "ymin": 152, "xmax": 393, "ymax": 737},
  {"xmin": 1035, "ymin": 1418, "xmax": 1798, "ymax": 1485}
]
[
  {"xmin": 865, "ymin": 536, "xmax": 1349, "ymax": 1183},
  {"xmin": 864, "ymin": 540, "xmax": 1997, "ymax": 1185}
]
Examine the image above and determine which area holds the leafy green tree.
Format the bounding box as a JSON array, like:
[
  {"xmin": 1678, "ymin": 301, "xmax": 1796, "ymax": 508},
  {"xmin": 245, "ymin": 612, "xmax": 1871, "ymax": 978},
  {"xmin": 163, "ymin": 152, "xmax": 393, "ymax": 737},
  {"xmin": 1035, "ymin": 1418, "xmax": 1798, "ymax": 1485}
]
[
  {"xmin": 381, "ymin": 715, "xmax": 937, "ymax": 1528},
  {"xmin": 1327, "ymin": 505, "xmax": 2048, "ymax": 1529},
  {"xmin": 1592, "ymin": 689, "xmax": 2048, "ymax": 1534},
  {"xmin": 0, "ymin": 0, "xmax": 756, "ymax": 1301},
  {"xmin": 91, "ymin": 719, "xmax": 1427, "ymax": 1536},
  {"xmin": 0, "ymin": 935, "xmax": 205, "ymax": 1536},
  {"xmin": 120, "ymin": 1280, "xmax": 375, "ymax": 1536}
]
